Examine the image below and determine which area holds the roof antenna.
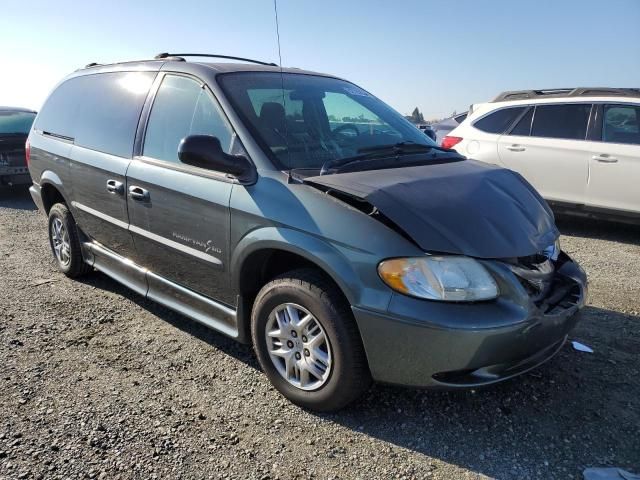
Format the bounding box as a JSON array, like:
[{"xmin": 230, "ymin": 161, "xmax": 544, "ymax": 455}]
[
  {"xmin": 273, "ymin": 0, "xmax": 283, "ymax": 69},
  {"xmin": 273, "ymin": 0, "xmax": 292, "ymax": 178}
]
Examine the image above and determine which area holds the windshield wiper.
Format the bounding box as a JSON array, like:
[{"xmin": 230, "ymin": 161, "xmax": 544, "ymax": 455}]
[
  {"xmin": 357, "ymin": 141, "xmax": 446, "ymax": 155},
  {"xmin": 319, "ymin": 141, "xmax": 445, "ymax": 175}
]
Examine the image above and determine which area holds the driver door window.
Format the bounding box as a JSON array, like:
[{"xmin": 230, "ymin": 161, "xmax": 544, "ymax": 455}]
[{"xmin": 143, "ymin": 75, "xmax": 233, "ymax": 164}]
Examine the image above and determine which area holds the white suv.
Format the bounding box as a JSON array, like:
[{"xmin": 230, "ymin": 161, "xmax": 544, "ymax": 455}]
[{"xmin": 444, "ymin": 88, "xmax": 640, "ymax": 222}]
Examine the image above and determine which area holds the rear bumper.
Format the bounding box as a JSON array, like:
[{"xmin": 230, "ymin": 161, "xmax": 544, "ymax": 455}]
[
  {"xmin": 29, "ymin": 183, "xmax": 44, "ymax": 212},
  {"xmin": 0, "ymin": 166, "xmax": 31, "ymax": 185},
  {"xmin": 352, "ymin": 255, "xmax": 586, "ymax": 388}
]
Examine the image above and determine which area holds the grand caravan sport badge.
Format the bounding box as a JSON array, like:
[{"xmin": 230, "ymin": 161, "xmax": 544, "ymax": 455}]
[{"xmin": 171, "ymin": 232, "xmax": 222, "ymax": 255}]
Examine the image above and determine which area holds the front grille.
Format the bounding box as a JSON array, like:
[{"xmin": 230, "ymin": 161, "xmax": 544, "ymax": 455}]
[
  {"xmin": 510, "ymin": 256, "xmax": 555, "ymax": 303},
  {"xmin": 506, "ymin": 253, "xmax": 580, "ymax": 314},
  {"xmin": 542, "ymin": 278, "xmax": 581, "ymax": 315}
]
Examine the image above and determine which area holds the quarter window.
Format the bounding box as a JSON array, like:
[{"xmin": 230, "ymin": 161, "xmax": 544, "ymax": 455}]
[
  {"xmin": 34, "ymin": 77, "xmax": 84, "ymax": 139},
  {"xmin": 603, "ymin": 105, "xmax": 640, "ymax": 145},
  {"xmin": 454, "ymin": 113, "xmax": 467, "ymax": 124},
  {"xmin": 508, "ymin": 108, "xmax": 533, "ymax": 136},
  {"xmin": 143, "ymin": 75, "xmax": 233, "ymax": 164},
  {"xmin": 531, "ymin": 104, "xmax": 591, "ymax": 140},
  {"xmin": 35, "ymin": 72, "xmax": 155, "ymax": 157},
  {"xmin": 473, "ymin": 107, "xmax": 526, "ymax": 134}
]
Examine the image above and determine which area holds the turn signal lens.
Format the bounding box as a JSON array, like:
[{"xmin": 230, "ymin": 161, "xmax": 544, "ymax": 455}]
[{"xmin": 378, "ymin": 256, "xmax": 498, "ymax": 302}]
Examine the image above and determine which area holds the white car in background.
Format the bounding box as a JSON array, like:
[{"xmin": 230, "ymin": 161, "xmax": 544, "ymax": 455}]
[{"xmin": 443, "ymin": 88, "xmax": 640, "ymax": 222}]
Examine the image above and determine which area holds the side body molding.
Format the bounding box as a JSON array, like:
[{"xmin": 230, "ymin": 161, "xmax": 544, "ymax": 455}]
[{"xmin": 82, "ymin": 240, "xmax": 240, "ymax": 341}]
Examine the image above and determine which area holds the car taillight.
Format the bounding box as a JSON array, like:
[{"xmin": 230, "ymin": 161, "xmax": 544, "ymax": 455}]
[
  {"xmin": 25, "ymin": 139, "xmax": 31, "ymax": 167},
  {"xmin": 441, "ymin": 136, "xmax": 462, "ymax": 150}
]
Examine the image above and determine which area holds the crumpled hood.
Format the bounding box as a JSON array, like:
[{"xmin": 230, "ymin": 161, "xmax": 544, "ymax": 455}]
[{"xmin": 304, "ymin": 160, "xmax": 559, "ymax": 259}]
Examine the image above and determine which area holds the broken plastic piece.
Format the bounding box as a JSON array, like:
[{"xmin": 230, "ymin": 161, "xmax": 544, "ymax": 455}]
[{"xmin": 572, "ymin": 341, "xmax": 594, "ymax": 353}]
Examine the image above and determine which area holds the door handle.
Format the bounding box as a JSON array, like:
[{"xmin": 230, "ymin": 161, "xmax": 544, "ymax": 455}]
[
  {"xmin": 128, "ymin": 185, "xmax": 150, "ymax": 201},
  {"xmin": 592, "ymin": 154, "xmax": 618, "ymax": 163},
  {"xmin": 106, "ymin": 179, "xmax": 124, "ymax": 195},
  {"xmin": 506, "ymin": 145, "xmax": 526, "ymax": 152}
]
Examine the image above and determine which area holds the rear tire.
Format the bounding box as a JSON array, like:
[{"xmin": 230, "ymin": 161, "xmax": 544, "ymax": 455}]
[
  {"xmin": 251, "ymin": 268, "xmax": 371, "ymax": 411},
  {"xmin": 48, "ymin": 203, "xmax": 92, "ymax": 278}
]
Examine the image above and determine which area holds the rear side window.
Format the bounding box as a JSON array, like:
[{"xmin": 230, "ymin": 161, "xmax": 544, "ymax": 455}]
[
  {"xmin": 34, "ymin": 78, "xmax": 84, "ymax": 138},
  {"xmin": 143, "ymin": 75, "xmax": 233, "ymax": 164},
  {"xmin": 35, "ymin": 72, "xmax": 155, "ymax": 157},
  {"xmin": 473, "ymin": 107, "xmax": 526, "ymax": 134},
  {"xmin": 603, "ymin": 104, "xmax": 640, "ymax": 145},
  {"xmin": 75, "ymin": 72, "xmax": 155, "ymax": 157},
  {"xmin": 531, "ymin": 104, "xmax": 591, "ymax": 140},
  {"xmin": 508, "ymin": 108, "xmax": 533, "ymax": 136}
]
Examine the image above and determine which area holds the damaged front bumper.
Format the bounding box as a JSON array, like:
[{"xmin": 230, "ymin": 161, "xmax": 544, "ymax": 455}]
[{"xmin": 352, "ymin": 252, "xmax": 587, "ymax": 388}]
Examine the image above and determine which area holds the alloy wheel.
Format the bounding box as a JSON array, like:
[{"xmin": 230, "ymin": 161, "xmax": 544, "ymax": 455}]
[
  {"xmin": 51, "ymin": 217, "xmax": 71, "ymax": 266},
  {"xmin": 265, "ymin": 303, "xmax": 333, "ymax": 391}
]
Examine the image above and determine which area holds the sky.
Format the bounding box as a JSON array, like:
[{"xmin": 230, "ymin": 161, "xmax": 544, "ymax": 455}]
[{"xmin": 1, "ymin": 0, "xmax": 639, "ymax": 120}]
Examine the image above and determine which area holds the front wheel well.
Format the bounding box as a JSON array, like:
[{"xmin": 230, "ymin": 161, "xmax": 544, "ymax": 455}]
[{"xmin": 236, "ymin": 249, "xmax": 350, "ymax": 343}]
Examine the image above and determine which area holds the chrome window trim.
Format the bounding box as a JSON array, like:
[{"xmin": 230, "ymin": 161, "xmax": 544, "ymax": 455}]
[{"xmin": 132, "ymin": 154, "xmax": 239, "ymax": 184}]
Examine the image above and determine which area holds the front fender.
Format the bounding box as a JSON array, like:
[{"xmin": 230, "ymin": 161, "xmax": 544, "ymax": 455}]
[{"xmin": 230, "ymin": 226, "xmax": 392, "ymax": 312}]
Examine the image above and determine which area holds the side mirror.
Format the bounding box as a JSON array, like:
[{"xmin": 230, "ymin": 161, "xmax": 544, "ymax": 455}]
[{"xmin": 178, "ymin": 135, "xmax": 254, "ymax": 180}]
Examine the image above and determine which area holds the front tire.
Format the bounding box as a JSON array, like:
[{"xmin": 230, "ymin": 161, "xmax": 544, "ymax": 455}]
[
  {"xmin": 251, "ymin": 268, "xmax": 371, "ymax": 411},
  {"xmin": 48, "ymin": 203, "xmax": 92, "ymax": 278}
]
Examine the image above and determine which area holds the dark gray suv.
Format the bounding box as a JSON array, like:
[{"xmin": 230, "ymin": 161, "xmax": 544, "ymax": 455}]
[{"xmin": 27, "ymin": 53, "xmax": 587, "ymax": 411}]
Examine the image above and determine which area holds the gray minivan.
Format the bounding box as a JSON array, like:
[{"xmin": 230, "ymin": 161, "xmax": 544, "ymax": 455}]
[{"xmin": 27, "ymin": 54, "xmax": 587, "ymax": 411}]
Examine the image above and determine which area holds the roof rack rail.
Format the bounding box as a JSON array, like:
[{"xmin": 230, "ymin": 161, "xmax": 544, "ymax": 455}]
[
  {"xmin": 155, "ymin": 52, "xmax": 278, "ymax": 67},
  {"xmin": 492, "ymin": 87, "xmax": 640, "ymax": 102}
]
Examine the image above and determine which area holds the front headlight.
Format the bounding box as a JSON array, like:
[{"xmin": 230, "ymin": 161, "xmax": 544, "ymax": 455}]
[{"xmin": 378, "ymin": 256, "xmax": 499, "ymax": 302}]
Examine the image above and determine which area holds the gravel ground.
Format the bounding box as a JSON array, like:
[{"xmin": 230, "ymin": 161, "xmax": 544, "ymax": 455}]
[{"xmin": 1, "ymin": 186, "xmax": 638, "ymax": 480}]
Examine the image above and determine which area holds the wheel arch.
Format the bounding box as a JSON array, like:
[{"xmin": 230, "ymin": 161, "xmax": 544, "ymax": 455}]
[
  {"xmin": 232, "ymin": 227, "xmax": 362, "ymax": 343},
  {"xmin": 39, "ymin": 170, "xmax": 70, "ymax": 214}
]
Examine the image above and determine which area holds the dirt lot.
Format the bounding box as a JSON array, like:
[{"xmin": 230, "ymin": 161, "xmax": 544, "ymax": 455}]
[{"xmin": 0, "ymin": 186, "xmax": 638, "ymax": 480}]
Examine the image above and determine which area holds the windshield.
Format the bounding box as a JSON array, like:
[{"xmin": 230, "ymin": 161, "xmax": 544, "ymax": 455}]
[
  {"xmin": 0, "ymin": 111, "xmax": 36, "ymax": 135},
  {"xmin": 218, "ymin": 72, "xmax": 436, "ymax": 170}
]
